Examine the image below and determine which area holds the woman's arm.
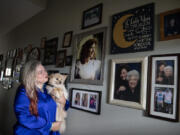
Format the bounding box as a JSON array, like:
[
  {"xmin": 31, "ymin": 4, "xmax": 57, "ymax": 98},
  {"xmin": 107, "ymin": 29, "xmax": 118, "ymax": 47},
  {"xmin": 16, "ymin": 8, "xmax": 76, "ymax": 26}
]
[{"xmin": 14, "ymin": 88, "xmax": 52, "ymax": 132}]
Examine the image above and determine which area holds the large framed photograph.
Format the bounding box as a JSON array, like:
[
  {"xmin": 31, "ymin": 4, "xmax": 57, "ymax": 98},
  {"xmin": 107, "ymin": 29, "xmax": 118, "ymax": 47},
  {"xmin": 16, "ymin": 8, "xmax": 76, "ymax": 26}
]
[
  {"xmin": 43, "ymin": 37, "xmax": 58, "ymax": 65},
  {"xmin": 160, "ymin": 8, "xmax": 180, "ymax": 41},
  {"xmin": 62, "ymin": 31, "xmax": 73, "ymax": 48},
  {"xmin": 56, "ymin": 50, "xmax": 66, "ymax": 67},
  {"xmin": 111, "ymin": 3, "xmax": 154, "ymax": 54},
  {"xmin": 82, "ymin": 3, "xmax": 103, "ymax": 29},
  {"xmin": 70, "ymin": 88, "xmax": 101, "ymax": 114},
  {"xmin": 70, "ymin": 27, "xmax": 106, "ymax": 85},
  {"xmin": 109, "ymin": 57, "xmax": 148, "ymax": 110},
  {"xmin": 148, "ymin": 54, "xmax": 180, "ymax": 121}
]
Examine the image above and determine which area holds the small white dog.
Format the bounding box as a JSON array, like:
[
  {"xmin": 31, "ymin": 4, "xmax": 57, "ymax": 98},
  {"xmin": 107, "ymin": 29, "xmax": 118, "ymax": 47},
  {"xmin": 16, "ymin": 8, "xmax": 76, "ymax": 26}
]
[{"xmin": 46, "ymin": 73, "xmax": 68, "ymax": 134}]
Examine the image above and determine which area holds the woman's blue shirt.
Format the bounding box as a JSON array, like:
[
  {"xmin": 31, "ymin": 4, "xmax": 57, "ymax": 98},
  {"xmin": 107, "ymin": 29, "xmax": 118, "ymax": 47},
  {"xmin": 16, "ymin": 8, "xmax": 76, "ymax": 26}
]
[{"xmin": 13, "ymin": 85, "xmax": 69, "ymax": 135}]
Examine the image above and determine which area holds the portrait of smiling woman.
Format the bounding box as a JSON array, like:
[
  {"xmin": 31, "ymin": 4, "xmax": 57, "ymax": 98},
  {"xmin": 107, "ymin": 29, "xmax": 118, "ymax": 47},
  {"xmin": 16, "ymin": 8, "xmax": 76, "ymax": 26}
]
[{"xmin": 13, "ymin": 60, "xmax": 69, "ymax": 135}]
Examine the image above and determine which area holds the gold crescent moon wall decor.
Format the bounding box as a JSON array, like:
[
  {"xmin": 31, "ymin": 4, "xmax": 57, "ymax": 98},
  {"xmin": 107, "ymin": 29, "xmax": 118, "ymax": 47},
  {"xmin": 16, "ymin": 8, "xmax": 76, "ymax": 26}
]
[{"xmin": 113, "ymin": 14, "xmax": 137, "ymax": 48}]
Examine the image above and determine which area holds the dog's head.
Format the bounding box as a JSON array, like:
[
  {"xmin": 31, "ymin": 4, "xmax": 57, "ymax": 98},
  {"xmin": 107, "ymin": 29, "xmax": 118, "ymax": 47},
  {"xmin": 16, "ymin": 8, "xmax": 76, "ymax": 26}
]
[{"xmin": 48, "ymin": 73, "xmax": 67, "ymax": 87}]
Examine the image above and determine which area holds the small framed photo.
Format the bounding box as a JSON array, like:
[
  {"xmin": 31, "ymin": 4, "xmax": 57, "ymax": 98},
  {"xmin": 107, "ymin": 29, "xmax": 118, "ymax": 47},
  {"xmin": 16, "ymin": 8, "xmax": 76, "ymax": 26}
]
[
  {"xmin": 43, "ymin": 37, "xmax": 58, "ymax": 65},
  {"xmin": 109, "ymin": 57, "xmax": 148, "ymax": 110},
  {"xmin": 65, "ymin": 55, "xmax": 72, "ymax": 66},
  {"xmin": 70, "ymin": 88, "xmax": 101, "ymax": 114},
  {"xmin": 148, "ymin": 54, "xmax": 180, "ymax": 121},
  {"xmin": 82, "ymin": 3, "xmax": 103, "ymax": 29},
  {"xmin": 4, "ymin": 58, "xmax": 14, "ymax": 77},
  {"xmin": 56, "ymin": 50, "xmax": 66, "ymax": 67},
  {"xmin": 62, "ymin": 31, "xmax": 73, "ymax": 48},
  {"xmin": 160, "ymin": 8, "xmax": 180, "ymax": 41}
]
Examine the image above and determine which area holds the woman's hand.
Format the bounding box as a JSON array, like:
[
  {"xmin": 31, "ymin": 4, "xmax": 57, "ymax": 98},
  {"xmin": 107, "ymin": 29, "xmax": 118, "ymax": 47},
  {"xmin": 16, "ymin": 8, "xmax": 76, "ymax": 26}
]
[
  {"xmin": 56, "ymin": 94, "xmax": 66, "ymax": 105},
  {"xmin": 51, "ymin": 121, "xmax": 62, "ymax": 131}
]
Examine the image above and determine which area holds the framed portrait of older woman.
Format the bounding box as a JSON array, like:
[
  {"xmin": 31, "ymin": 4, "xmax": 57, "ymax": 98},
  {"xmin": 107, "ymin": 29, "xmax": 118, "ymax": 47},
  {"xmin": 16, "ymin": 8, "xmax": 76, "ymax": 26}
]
[
  {"xmin": 109, "ymin": 57, "xmax": 148, "ymax": 110},
  {"xmin": 148, "ymin": 54, "xmax": 180, "ymax": 122},
  {"xmin": 70, "ymin": 27, "xmax": 107, "ymax": 85}
]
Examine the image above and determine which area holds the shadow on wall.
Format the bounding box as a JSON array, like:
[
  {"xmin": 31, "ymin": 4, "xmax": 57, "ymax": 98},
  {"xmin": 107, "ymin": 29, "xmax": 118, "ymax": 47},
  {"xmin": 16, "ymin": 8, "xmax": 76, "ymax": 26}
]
[{"xmin": 0, "ymin": 84, "xmax": 18, "ymax": 135}]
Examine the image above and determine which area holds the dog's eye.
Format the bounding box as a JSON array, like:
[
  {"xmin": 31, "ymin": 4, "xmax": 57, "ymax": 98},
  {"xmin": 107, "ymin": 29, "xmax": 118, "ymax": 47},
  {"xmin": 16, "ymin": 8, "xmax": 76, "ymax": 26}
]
[{"xmin": 56, "ymin": 78, "xmax": 58, "ymax": 80}]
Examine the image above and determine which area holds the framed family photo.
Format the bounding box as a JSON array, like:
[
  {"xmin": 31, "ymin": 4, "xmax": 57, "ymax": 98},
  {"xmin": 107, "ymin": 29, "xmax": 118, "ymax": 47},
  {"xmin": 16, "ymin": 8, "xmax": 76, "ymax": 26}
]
[
  {"xmin": 62, "ymin": 31, "xmax": 73, "ymax": 48},
  {"xmin": 70, "ymin": 27, "xmax": 106, "ymax": 85},
  {"xmin": 148, "ymin": 54, "xmax": 180, "ymax": 121},
  {"xmin": 109, "ymin": 57, "xmax": 148, "ymax": 110},
  {"xmin": 82, "ymin": 3, "xmax": 103, "ymax": 29},
  {"xmin": 70, "ymin": 88, "xmax": 101, "ymax": 114},
  {"xmin": 160, "ymin": 8, "xmax": 180, "ymax": 41},
  {"xmin": 43, "ymin": 37, "xmax": 58, "ymax": 65}
]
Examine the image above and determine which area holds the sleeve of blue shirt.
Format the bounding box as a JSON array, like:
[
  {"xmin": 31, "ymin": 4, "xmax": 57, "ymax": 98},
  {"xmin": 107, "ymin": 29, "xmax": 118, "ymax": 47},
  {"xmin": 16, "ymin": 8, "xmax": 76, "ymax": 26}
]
[
  {"xmin": 65, "ymin": 100, "xmax": 70, "ymax": 111},
  {"xmin": 14, "ymin": 87, "xmax": 52, "ymax": 133}
]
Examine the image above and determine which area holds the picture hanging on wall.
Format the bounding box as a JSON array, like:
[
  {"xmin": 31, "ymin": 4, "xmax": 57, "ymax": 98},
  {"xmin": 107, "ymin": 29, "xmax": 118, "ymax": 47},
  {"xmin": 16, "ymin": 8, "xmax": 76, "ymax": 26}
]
[
  {"xmin": 160, "ymin": 8, "xmax": 180, "ymax": 41},
  {"xmin": 56, "ymin": 50, "xmax": 66, "ymax": 67},
  {"xmin": 27, "ymin": 47, "xmax": 41, "ymax": 61},
  {"xmin": 43, "ymin": 37, "xmax": 58, "ymax": 65},
  {"xmin": 62, "ymin": 31, "xmax": 73, "ymax": 48},
  {"xmin": 148, "ymin": 54, "xmax": 180, "ymax": 122},
  {"xmin": 70, "ymin": 27, "xmax": 106, "ymax": 85},
  {"xmin": 111, "ymin": 3, "xmax": 154, "ymax": 54},
  {"xmin": 82, "ymin": 3, "xmax": 103, "ymax": 29},
  {"xmin": 65, "ymin": 55, "xmax": 72, "ymax": 66},
  {"xmin": 70, "ymin": 88, "xmax": 101, "ymax": 114},
  {"xmin": 109, "ymin": 57, "xmax": 148, "ymax": 110}
]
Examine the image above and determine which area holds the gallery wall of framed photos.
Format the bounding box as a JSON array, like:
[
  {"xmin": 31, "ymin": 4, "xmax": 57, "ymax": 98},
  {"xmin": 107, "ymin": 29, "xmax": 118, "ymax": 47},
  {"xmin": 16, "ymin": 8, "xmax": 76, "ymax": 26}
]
[{"xmin": 0, "ymin": 0, "xmax": 180, "ymax": 135}]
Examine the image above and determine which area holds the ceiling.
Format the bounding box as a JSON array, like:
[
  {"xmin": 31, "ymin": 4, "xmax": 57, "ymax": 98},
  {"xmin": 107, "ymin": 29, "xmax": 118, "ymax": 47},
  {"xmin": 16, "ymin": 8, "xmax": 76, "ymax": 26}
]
[{"xmin": 0, "ymin": 0, "xmax": 48, "ymax": 37}]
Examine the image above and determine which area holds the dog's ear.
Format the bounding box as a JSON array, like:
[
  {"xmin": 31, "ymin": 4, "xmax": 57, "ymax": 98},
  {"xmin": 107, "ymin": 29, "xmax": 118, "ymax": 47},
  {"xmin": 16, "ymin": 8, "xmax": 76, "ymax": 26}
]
[{"xmin": 63, "ymin": 75, "xmax": 68, "ymax": 80}]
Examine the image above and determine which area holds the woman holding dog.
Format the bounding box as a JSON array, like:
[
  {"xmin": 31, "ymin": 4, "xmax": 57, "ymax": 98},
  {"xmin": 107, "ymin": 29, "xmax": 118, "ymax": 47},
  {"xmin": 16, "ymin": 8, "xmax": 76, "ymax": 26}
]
[{"xmin": 13, "ymin": 60, "xmax": 69, "ymax": 135}]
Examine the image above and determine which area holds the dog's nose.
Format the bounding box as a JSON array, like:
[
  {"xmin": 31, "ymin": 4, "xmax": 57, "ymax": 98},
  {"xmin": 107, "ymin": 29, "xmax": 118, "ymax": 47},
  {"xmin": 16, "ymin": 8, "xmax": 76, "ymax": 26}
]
[{"xmin": 59, "ymin": 81, "xmax": 62, "ymax": 84}]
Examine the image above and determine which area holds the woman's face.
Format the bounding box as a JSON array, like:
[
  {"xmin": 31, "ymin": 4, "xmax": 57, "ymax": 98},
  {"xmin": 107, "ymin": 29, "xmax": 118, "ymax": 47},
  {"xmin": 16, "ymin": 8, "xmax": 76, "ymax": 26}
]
[
  {"xmin": 128, "ymin": 76, "xmax": 138, "ymax": 89},
  {"xmin": 89, "ymin": 43, "xmax": 96, "ymax": 59},
  {"xmin": 159, "ymin": 64, "xmax": 165, "ymax": 72},
  {"xmin": 120, "ymin": 68, "xmax": 127, "ymax": 80},
  {"xmin": 35, "ymin": 64, "xmax": 48, "ymax": 85},
  {"xmin": 164, "ymin": 68, "xmax": 173, "ymax": 77}
]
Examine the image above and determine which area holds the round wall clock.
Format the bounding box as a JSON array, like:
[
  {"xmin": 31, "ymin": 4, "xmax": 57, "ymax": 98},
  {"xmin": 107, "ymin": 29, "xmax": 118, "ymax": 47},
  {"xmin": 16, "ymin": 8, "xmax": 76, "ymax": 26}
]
[{"xmin": 27, "ymin": 47, "xmax": 40, "ymax": 61}]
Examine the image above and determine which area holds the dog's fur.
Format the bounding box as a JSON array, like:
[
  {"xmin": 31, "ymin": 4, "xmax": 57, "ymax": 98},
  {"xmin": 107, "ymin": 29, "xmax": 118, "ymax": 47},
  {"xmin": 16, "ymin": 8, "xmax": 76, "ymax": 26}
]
[{"xmin": 46, "ymin": 73, "xmax": 68, "ymax": 134}]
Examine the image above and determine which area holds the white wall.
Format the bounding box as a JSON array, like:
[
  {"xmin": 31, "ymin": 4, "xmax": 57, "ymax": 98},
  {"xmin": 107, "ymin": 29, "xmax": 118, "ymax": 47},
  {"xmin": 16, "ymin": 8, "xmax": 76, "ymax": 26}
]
[{"xmin": 0, "ymin": 0, "xmax": 180, "ymax": 135}]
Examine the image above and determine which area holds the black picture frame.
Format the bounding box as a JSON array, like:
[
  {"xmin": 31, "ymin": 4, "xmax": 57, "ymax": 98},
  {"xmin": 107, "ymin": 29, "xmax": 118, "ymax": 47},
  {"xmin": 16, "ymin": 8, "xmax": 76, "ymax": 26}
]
[
  {"xmin": 111, "ymin": 3, "xmax": 154, "ymax": 54},
  {"xmin": 62, "ymin": 31, "xmax": 73, "ymax": 48},
  {"xmin": 147, "ymin": 53, "xmax": 180, "ymax": 122},
  {"xmin": 160, "ymin": 8, "xmax": 180, "ymax": 41},
  {"xmin": 56, "ymin": 50, "xmax": 66, "ymax": 67},
  {"xmin": 70, "ymin": 88, "xmax": 101, "ymax": 114},
  {"xmin": 82, "ymin": 3, "xmax": 103, "ymax": 29},
  {"xmin": 43, "ymin": 37, "xmax": 58, "ymax": 65},
  {"xmin": 65, "ymin": 55, "xmax": 72, "ymax": 66}
]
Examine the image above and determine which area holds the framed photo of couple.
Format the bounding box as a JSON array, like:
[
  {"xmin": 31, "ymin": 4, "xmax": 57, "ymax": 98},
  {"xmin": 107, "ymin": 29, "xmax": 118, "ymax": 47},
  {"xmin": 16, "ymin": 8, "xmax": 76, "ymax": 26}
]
[
  {"xmin": 70, "ymin": 27, "xmax": 106, "ymax": 85},
  {"xmin": 148, "ymin": 54, "xmax": 180, "ymax": 122},
  {"xmin": 70, "ymin": 88, "xmax": 101, "ymax": 114},
  {"xmin": 109, "ymin": 57, "xmax": 148, "ymax": 110}
]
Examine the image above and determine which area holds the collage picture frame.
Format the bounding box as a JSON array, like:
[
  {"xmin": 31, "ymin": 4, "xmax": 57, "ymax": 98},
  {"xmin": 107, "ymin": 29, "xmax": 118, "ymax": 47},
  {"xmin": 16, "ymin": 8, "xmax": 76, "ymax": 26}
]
[
  {"xmin": 70, "ymin": 88, "xmax": 101, "ymax": 114},
  {"xmin": 148, "ymin": 54, "xmax": 180, "ymax": 121}
]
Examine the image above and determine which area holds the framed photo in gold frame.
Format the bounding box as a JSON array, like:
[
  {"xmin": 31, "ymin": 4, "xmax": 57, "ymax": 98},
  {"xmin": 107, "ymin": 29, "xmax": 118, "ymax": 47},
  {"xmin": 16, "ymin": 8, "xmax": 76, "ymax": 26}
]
[{"xmin": 160, "ymin": 8, "xmax": 180, "ymax": 41}]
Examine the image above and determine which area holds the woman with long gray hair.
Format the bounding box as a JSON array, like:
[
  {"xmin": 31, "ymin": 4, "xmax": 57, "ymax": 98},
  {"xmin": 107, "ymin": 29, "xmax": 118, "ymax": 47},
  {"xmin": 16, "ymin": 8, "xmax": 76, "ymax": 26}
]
[{"xmin": 13, "ymin": 60, "xmax": 69, "ymax": 135}]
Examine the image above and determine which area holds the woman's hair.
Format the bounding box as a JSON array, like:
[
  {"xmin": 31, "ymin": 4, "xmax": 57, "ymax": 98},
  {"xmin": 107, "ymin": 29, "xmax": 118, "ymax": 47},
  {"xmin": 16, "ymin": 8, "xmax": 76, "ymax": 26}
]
[
  {"xmin": 80, "ymin": 38, "xmax": 97, "ymax": 64},
  {"xmin": 164, "ymin": 65, "xmax": 173, "ymax": 72},
  {"xmin": 22, "ymin": 60, "xmax": 41, "ymax": 116},
  {"xmin": 126, "ymin": 70, "xmax": 140, "ymax": 81}
]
